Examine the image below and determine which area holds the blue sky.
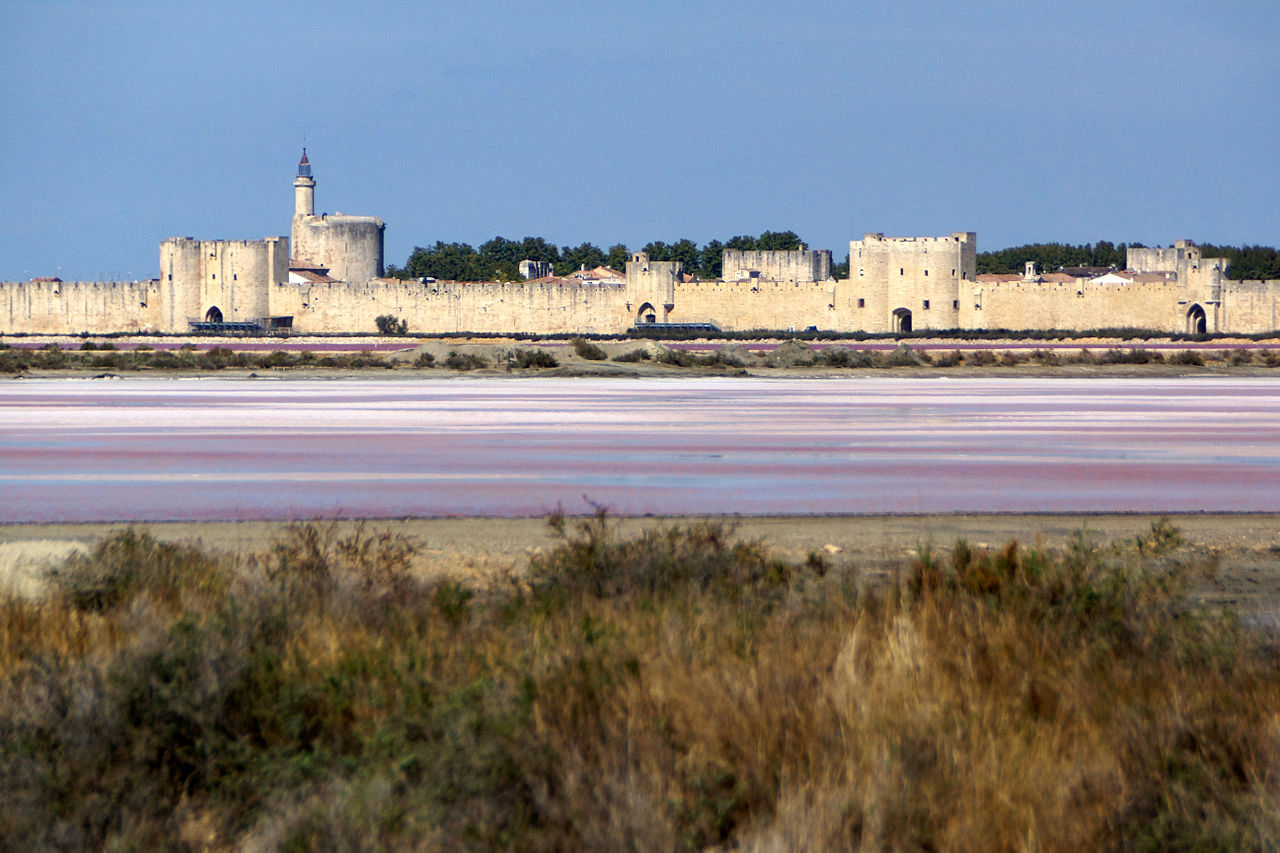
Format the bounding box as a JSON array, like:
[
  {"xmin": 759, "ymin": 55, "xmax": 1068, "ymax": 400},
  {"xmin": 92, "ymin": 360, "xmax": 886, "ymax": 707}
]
[{"xmin": 1, "ymin": 0, "xmax": 1277, "ymax": 281}]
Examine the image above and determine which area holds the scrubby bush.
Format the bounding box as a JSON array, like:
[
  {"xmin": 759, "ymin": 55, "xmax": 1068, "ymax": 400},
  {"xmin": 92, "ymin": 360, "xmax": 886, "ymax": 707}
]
[
  {"xmin": 36, "ymin": 343, "xmax": 67, "ymax": 368},
  {"xmin": 1097, "ymin": 347, "xmax": 1160, "ymax": 364},
  {"xmin": 1169, "ymin": 349, "xmax": 1204, "ymax": 366},
  {"xmin": 374, "ymin": 314, "xmax": 408, "ymax": 335},
  {"xmin": 531, "ymin": 509, "xmax": 791, "ymax": 599},
  {"xmin": 966, "ymin": 350, "xmax": 997, "ymax": 366},
  {"xmin": 510, "ymin": 348, "xmax": 558, "ymax": 369},
  {"xmin": 818, "ymin": 346, "xmax": 873, "ymax": 368},
  {"xmin": 196, "ymin": 346, "xmax": 241, "ymax": 370},
  {"xmin": 444, "ymin": 351, "xmax": 487, "ymax": 370},
  {"xmin": 1227, "ymin": 347, "xmax": 1254, "ymax": 366},
  {"xmin": 932, "ymin": 349, "xmax": 963, "ymax": 367},
  {"xmin": 0, "ymin": 349, "xmax": 31, "ymax": 373},
  {"xmin": 571, "ymin": 338, "xmax": 607, "ymax": 360},
  {"xmin": 4, "ymin": 518, "xmax": 1280, "ymax": 850},
  {"xmin": 612, "ymin": 348, "xmax": 651, "ymax": 363},
  {"xmin": 880, "ymin": 344, "xmax": 925, "ymax": 367},
  {"xmin": 413, "ymin": 351, "xmax": 436, "ymax": 368}
]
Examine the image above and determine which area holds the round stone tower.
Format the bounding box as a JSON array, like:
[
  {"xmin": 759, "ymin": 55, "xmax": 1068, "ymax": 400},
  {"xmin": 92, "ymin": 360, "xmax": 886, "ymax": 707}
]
[{"xmin": 290, "ymin": 150, "xmax": 385, "ymax": 284}]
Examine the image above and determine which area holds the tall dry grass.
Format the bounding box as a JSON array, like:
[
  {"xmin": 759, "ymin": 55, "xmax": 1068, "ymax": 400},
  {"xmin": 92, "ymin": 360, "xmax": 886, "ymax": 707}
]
[{"xmin": 1, "ymin": 518, "xmax": 1278, "ymax": 850}]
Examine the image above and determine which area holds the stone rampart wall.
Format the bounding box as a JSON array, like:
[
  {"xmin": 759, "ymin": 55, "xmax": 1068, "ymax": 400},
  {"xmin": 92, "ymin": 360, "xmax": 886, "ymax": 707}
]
[
  {"xmin": 960, "ymin": 278, "xmax": 1184, "ymax": 331},
  {"xmin": 1220, "ymin": 280, "xmax": 1280, "ymax": 334},
  {"xmin": 270, "ymin": 279, "xmax": 628, "ymax": 335},
  {"xmin": 0, "ymin": 280, "xmax": 165, "ymax": 334},
  {"xmin": 672, "ymin": 278, "xmax": 839, "ymax": 331}
]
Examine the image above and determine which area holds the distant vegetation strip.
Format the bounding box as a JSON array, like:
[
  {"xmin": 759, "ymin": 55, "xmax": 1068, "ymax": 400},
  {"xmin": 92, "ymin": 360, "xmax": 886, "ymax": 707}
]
[
  {"xmin": 2, "ymin": 517, "xmax": 1277, "ymax": 848},
  {"xmin": 385, "ymin": 231, "xmax": 1280, "ymax": 282},
  {"xmin": 3, "ymin": 340, "xmax": 1280, "ymax": 374}
]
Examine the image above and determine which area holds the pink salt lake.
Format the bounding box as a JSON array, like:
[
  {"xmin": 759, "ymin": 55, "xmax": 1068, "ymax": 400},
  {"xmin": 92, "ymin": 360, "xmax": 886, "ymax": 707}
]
[{"xmin": 1, "ymin": 377, "xmax": 1278, "ymax": 523}]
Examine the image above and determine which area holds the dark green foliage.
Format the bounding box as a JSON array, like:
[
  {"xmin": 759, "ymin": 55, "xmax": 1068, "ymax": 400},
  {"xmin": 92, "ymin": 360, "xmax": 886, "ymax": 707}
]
[
  {"xmin": 818, "ymin": 347, "xmax": 873, "ymax": 368},
  {"xmin": 444, "ymin": 351, "xmax": 487, "ymax": 370},
  {"xmin": 530, "ymin": 509, "xmax": 791, "ymax": 600},
  {"xmin": 396, "ymin": 232, "xmax": 813, "ymax": 281},
  {"xmin": 1195, "ymin": 244, "xmax": 1280, "ymax": 281},
  {"xmin": 978, "ymin": 241, "xmax": 1280, "ymax": 281},
  {"xmin": 56, "ymin": 528, "xmax": 224, "ymax": 611},
  {"xmin": 977, "ymin": 241, "xmax": 1134, "ymax": 275},
  {"xmin": 881, "ymin": 344, "xmax": 925, "ymax": 367},
  {"xmin": 571, "ymin": 338, "xmax": 608, "ymax": 360},
  {"xmin": 414, "ymin": 351, "xmax": 436, "ymax": 368},
  {"xmin": 375, "ymin": 314, "xmax": 408, "ymax": 335},
  {"xmin": 612, "ymin": 348, "xmax": 651, "ymax": 362},
  {"xmin": 1169, "ymin": 350, "xmax": 1205, "ymax": 366},
  {"xmin": 509, "ymin": 349, "xmax": 558, "ymax": 369},
  {"xmin": 1096, "ymin": 348, "xmax": 1162, "ymax": 364}
]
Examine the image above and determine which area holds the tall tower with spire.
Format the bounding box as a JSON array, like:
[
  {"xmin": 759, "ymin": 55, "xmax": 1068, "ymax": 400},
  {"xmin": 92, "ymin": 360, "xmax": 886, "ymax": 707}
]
[
  {"xmin": 289, "ymin": 149, "xmax": 385, "ymax": 283},
  {"xmin": 294, "ymin": 149, "xmax": 315, "ymax": 217}
]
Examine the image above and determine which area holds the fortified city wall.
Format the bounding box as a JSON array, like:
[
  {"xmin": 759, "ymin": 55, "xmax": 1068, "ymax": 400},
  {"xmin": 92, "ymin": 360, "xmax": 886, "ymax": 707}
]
[
  {"xmin": 0, "ymin": 279, "xmax": 165, "ymax": 335},
  {"xmin": 4, "ymin": 154, "xmax": 1280, "ymax": 338},
  {"xmin": 1219, "ymin": 281, "xmax": 1280, "ymax": 333},
  {"xmin": 268, "ymin": 278, "xmax": 627, "ymax": 335},
  {"xmin": 961, "ymin": 277, "xmax": 1185, "ymax": 332},
  {"xmin": 670, "ymin": 278, "xmax": 840, "ymax": 331}
]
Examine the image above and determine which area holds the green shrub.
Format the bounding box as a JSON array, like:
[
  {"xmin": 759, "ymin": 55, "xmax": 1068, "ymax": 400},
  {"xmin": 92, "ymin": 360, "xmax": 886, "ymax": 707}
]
[
  {"xmin": 55, "ymin": 527, "xmax": 224, "ymax": 611},
  {"xmin": 572, "ymin": 338, "xmax": 608, "ymax": 360},
  {"xmin": 880, "ymin": 344, "xmax": 924, "ymax": 367},
  {"xmin": 197, "ymin": 347, "xmax": 240, "ymax": 369},
  {"xmin": 146, "ymin": 351, "xmax": 183, "ymax": 369},
  {"xmin": 510, "ymin": 349, "xmax": 558, "ymax": 369},
  {"xmin": 966, "ymin": 350, "xmax": 997, "ymax": 366},
  {"xmin": 0, "ymin": 350, "xmax": 31, "ymax": 373},
  {"xmin": 414, "ymin": 351, "xmax": 436, "ymax": 368},
  {"xmin": 1169, "ymin": 349, "xmax": 1204, "ymax": 366},
  {"xmin": 1227, "ymin": 347, "xmax": 1254, "ymax": 366},
  {"xmin": 612, "ymin": 348, "xmax": 650, "ymax": 362},
  {"xmin": 932, "ymin": 349, "xmax": 963, "ymax": 367},
  {"xmin": 444, "ymin": 351, "xmax": 487, "ymax": 370},
  {"xmin": 530, "ymin": 509, "xmax": 792, "ymax": 599},
  {"xmin": 375, "ymin": 314, "xmax": 408, "ymax": 335}
]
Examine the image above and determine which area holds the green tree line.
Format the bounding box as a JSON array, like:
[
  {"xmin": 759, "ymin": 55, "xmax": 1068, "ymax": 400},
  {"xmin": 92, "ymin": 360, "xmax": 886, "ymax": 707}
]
[
  {"xmin": 388, "ymin": 237, "xmax": 1280, "ymax": 283},
  {"xmin": 387, "ymin": 231, "xmax": 809, "ymax": 282},
  {"xmin": 977, "ymin": 242, "xmax": 1280, "ymax": 280}
]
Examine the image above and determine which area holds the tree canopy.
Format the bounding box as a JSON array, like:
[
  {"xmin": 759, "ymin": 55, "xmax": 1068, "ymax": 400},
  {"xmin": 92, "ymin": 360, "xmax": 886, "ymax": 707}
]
[
  {"xmin": 388, "ymin": 231, "xmax": 812, "ymax": 282},
  {"xmin": 386, "ymin": 236, "xmax": 1280, "ymax": 284},
  {"xmin": 976, "ymin": 242, "xmax": 1134, "ymax": 275},
  {"xmin": 976, "ymin": 242, "xmax": 1280, "ymax": 281}
]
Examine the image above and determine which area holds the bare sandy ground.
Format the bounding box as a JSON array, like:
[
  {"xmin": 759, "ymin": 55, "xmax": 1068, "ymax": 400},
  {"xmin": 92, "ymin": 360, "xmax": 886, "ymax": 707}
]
[{"xmin": 4, "ymin": 514, "xmax": 1280, "ymax": 616}]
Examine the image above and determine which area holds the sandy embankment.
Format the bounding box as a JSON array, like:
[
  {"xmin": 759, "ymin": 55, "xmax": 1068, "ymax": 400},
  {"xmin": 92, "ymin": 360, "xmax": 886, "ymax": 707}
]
[{"xmin": 4, "ymin": 514, "xmax": 1280, "ymax": 616}]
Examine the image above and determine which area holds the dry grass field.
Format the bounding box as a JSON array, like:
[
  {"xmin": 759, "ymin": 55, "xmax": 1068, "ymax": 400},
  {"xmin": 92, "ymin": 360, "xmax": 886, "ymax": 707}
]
[{"xmin": 3, "ymin": 513, "xmax": 1280, "ymax": 849}]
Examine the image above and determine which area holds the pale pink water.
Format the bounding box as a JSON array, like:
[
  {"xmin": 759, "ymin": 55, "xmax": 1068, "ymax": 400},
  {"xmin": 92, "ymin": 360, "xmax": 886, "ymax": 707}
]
[{"xmin": 1, "ymin": 377, "xmax": 1278, "ymax": 522}]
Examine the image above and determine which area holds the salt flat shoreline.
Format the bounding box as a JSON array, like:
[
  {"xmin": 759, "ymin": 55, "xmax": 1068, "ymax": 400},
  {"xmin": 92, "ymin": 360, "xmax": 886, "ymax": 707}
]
[{"xmin": 5, "ymin": 513, "xmax": 1280, "ymax": 614}]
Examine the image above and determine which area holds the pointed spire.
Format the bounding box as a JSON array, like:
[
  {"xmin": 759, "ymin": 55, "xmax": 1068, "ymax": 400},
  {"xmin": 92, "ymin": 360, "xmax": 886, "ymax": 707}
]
[{"xmin": 297, "ymin": 148, "xmax": 312, "ymax": 178}]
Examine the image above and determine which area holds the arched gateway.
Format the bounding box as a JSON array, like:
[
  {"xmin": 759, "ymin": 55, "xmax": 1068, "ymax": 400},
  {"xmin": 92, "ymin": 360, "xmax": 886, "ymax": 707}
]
[
  {"xmin": 892, "ymin": 307, "xmax": 912, "ymax": 333},
  {"xmin": 1187, "ymin": 304, "xmax": 1207, "ymax": 335}
]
